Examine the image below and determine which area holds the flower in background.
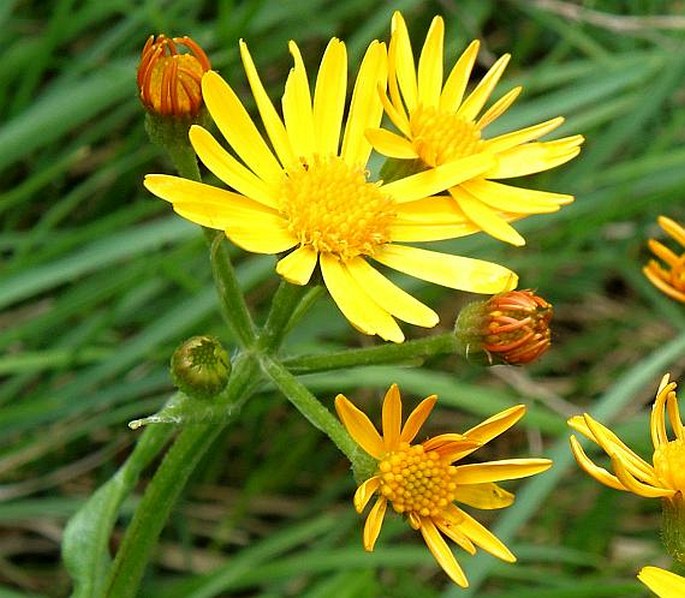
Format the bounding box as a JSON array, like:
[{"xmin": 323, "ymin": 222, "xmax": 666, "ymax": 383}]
[
  {"xmin": 137, "ymin": 34, "xmax": 211, "ymax": 117},
  {"xmin": 145, "ymin": 38, "xmax": 518, "ymax": 343},
  {"xmin": 569, "ymin": 374, "xmax": 685, "ymax": 563},
  {"xmin": 454, "ymin": 289, "xmax": 553, "ymax": 365},
  {"xmin": 335, "ymin": 384, "xmax": 552, "ymax": 586},
  {"xmin": 368, "ymin": 12, "xmax": 583, "ymax": 246},
  {"xmin": 638, "ymin": 566, "xmax": 685, "ymax": 597},
  {"xmin": 644, "ymin": 216, "xmax": 685, "ymax": 303}
]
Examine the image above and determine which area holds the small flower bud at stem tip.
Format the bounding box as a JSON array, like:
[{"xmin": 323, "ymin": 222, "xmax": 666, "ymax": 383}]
[
  {"xmin": 454, "ymin": 290, "xmax": 553, "ymax": 366},
  {"xmin": 171, "ymin": 335, "xmax": 231, "ymax": 400}
]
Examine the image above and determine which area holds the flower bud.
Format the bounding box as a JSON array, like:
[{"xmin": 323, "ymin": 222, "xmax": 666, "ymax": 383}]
[
  {"xmin": 137, "ymin": 34, "xmax": 211, "ymax": 118},
  {"xmin": 455, "ymin": 290, "xmax": 552, "ymax": 365},
  {"xmin": 170, "ymin": 335, "xmax": 231, "ymax": 399}
]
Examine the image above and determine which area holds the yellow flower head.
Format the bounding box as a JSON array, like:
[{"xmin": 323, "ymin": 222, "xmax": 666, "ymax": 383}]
[
  {"xmin": 145, "ymin": 38, "xmax": 518, "ymax": 343},
  {"xmin": 335, "ymin": 384, "xmax": 552, "ymax": 586},
  {"xmin": 368, "ymin": 12, "xmax": 584, "ymax": 246},
  {"xmin": 638, "ymin": 566, "xmax": 685, "ymax": 598},
  {"xmin": 137, "ymin": 34, "xmax": 211, "ymax": 117},
  {"xmin": 644, "ymin": 216, "xmax": 685, "ymax": 303},
  {"xmin": 569, "ymin": 374, "xmax": 685, "ymax": 500}
]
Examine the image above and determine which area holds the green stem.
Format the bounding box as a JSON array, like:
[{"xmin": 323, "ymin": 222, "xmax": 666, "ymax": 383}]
[
  {"xmin": 259, "ymin": 353, "xmax": 375, "ymax": 477},
  {"xmin": 257, "ymin": 281, "xmax": 308, "ymax": 352},
  {"xmin": 104, "ymin": 353, "xmax": 261, "ymax": 598},
  {"xmin": 205, "ymin": 229, "xmax": 257, "ymax": 348},
  {"xmin": 284, "ymin": 333, "xmax": 458, "ymax": 374}
]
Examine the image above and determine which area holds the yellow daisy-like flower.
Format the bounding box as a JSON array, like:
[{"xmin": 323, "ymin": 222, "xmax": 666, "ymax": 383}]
[
  {"xmin": 644, "ymin": 216, "xmax": 685, "ymax": 303},
  {"xmin": 568, "ymin": 374, "xmax": 685, "ymax": 500},
  {"xmin": 368, "ymin": 12, "xmax": 584, "ymax": 246},
  {"xmin": 639, "ymin": 566, "xmax": 685, "ymax": 598},
  {"xmin": 144, "ymin": 38, "xmax": 518, "ymax": 343},
  {"xmin": 335, "ymin": 384, "xmax": 552, "ymax": 586}
]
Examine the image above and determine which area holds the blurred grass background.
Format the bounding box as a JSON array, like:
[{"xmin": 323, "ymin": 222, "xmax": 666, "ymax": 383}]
[{"xmin": 2, "ymin": 0, "xmax": 685, "ymax": 596}]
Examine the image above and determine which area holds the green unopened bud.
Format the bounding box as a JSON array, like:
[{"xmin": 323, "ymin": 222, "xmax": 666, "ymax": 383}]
[
  {"xmin": 454, "ymin": 290, "xmax": 553, "ymax": 366},
  {"xmin": 171, "ymin": 335, "xmax": 231, "ymax": 399}
]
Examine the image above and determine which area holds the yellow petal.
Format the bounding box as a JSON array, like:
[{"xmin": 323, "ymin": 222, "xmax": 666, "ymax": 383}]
[
  {"xmin": 461, "ymin": 179, "xmax": 573, "ymax": 214},
  {"xmin": 435, "ymin": 518, "xmax": 477, "ymax": 555},
  {"xmin": 345, "ymin": 257, "xmax": 439, "ymax": 328},
  {"xmin": 422, "ymin": 434, "xmax": 481, "ymax": 462},
  {"xmin": 455, "ymin": 506, "xmax": 516, "ymax": 562},
  {"xmin": 485, "ymin": 135, "xmax": 584, "ymax": 179},
  {"xmin": 476, "ymin": 86, "xmax": 521, "ymax": 130},
  {"xmin": 418, "ymin": 517, "xmax": 469, "ymax": 587},
  {"xmin": 366, "ymin": 127, "xmax": 418, "ymax": 159},
  {"xmin": 582, "ymin": 415, "xmax": 658, "ymax": 485},
  {"xmin": 239, "ymin": 40, "xmax": 295, "ymax": 168},
  {"xmin": 144, "ymin": 174, "xmax": 277, "ymax": 231},
  {"xmin": 353, "ymin": 476, "xmax": 381, "ymax": 513},
  {"xmin": 313, "ymin": 38, "xmax": 347, "ymax": 156},
  {"xmin": 458, "ymin": 53, "xmax": 510, "ymax": 122},
  {"xmin": 320, "ymin": 254, "xmax": 404, "ymax": 343},
  {"xmin": 201, "ymin": 71, "xmax": 283, "ymax": 184},
  {"xmin": 342, "ymin": 40, "xmax": 387, "ymax": 166},
  {"xmin": 464, "ymin": 405, "xmax": 526, "ymax": 446},
  {"xmin": 454, "ymin": 458, "xmax": 552, "ymax": 484},
  {"xmin": 649, "ymin": 374, "xmax": 675, "ymax": 450},
  {"xmin": 612, "ymin": 455, "xmax": 674, "ymax": 498},
  {"xmin": 483, "ymin": 116, "xmax": 565, "ymax": 154},
  {"xmin": 390, "ymin": 221, "xmax": 481, "ymax": 242},
  {"xmin": 283, "ymin": 41, "xmax": 315, "ymax": 160},
  {"xmin": 644, "ymin": 264, "xmax": 685, "ymax": 302},
  {"xmin": 334, "ymin": 394, "xmax": 384, "ymax": 458},
  {"xmin": 568, "ymin": 435, "xmax": 626, "ymax": 491},
  {"xmin": 379, "ymin": 84, "xmax": 411, "ymax": 137},
  {"xmin": 449, "ymin": 185, "xmax": 525, "ymax": 246},
  {"xmin": 649, "ymin": 239, "xmax": 680, "ymax": 267},
  {"xmin": 362, "ymin": 496, "xmax": 387, "ymax": 551},
  {"xmin": 189, "ymin": 126, "xmax": 279, "ymax": 208},
  {"xmin": 381, "ymin": 384, "xmax": 402, "ymax": 450},
  {"xmin": 373, "ymin": 244, "xmax": 518, "ymax": 294},
  {"xmin": 660, "ymin": 215, "xmax": 685, "ymax": 246},
  {"xmin": 400, "ymin": 395, "xmax": 437, "ymax": 443},
  {"xmin": 453, "ymin": 482, "xmax": 515, "ymax": 510},
  {"xmin": 275, "ymin": 246, "xmax": 318, "ymax": 285},
  {"xmin": 389, "ymin": 11, "xmax": 417, "ymax": 114},
  {"xmin": 417, "ymin": 16, "xmax": 444, "ymax": 108},
  {"xmin": 382, "ymin": 152, "xmax": 495, "ymax": 204},
  {"xmin": 226, "ymin": 217, "xmax": 298, "ymax": 254},
  {"xmin": 638, "ymin": 566, "xmax": 685, "ymax": 597},
  {"xmin": 439, "ymin": 39, "xmax": 480, "ymax": 113}
]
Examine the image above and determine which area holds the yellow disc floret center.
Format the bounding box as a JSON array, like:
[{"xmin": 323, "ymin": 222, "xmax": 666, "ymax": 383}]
[
  {"xmin": 377, "ymin": 443, "xmax": 457, "ymax": 518},
  {"xmin": 409, "ymin": 105, "xmax": 483, "ymax": 167},
  {"xmin": 280, "ymin": 156, "xmax": 396, "ymax": 261},
  {"xmin": 654, "ymin": 438, "xmax": 685, "ymax": 492}
]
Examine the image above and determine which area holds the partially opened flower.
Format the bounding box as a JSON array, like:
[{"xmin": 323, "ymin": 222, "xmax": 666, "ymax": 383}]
[
  {"xmin": 368, "ymin": 12, "xmax": 583, "ymax": 246},
  {"xmin": 643, "ymin": 216, "xmax": 685, "ymax": 303},
  {"xmin": 638, "ymin": 566, "xmax": 685, "ymax": 598},
  {"xmin": 569, "ymin": 374, "xmax": 685, "ymax": 562},
  {"xmin": 144, "ymin": 38, "xmax": 518, "ymax": 343},
  {"xmin": 569, "ymin": 374, "xmax": 684, "ymax": 500},
  {"xmin": 335, "ymin": 384, "xmax": 552, "ymax": 586}
]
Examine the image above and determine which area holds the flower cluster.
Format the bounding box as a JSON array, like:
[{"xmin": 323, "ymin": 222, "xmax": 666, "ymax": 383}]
[{"xmin": 144, "ymin": 12, "xmax": 581, "ymax": 343}]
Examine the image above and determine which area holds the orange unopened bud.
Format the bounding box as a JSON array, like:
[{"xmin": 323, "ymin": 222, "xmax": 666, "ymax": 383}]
[
  {"xmin": 455, "ymin": 290, "xmax": 553, "ymax": 366},
  {"xmin": 137, "ymin": 34, "xmax": 211, "ymax": 118},
  {"xmin": 643, "ymin": 215, "xmax": 685, "ymax": 303}
]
